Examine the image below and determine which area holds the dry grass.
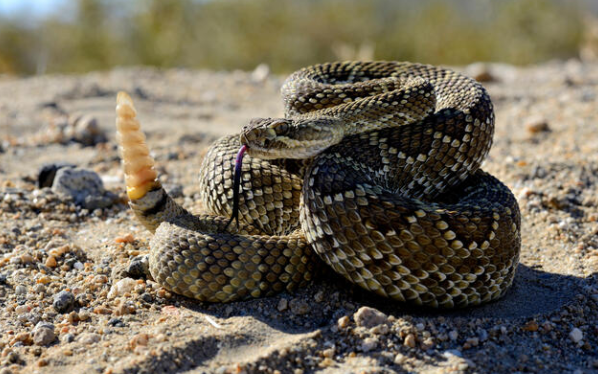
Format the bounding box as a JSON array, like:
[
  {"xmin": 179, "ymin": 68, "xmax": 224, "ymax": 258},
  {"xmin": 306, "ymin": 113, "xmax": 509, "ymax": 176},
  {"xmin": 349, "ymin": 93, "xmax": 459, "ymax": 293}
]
[{"xmin": 0, "ymin": 0, "xmax": 586, "ymax": 75}]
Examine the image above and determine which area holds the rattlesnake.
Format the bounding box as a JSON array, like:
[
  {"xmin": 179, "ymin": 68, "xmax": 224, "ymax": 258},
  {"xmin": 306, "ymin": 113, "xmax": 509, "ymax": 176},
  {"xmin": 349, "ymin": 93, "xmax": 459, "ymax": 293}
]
[{"xmin": 116, "ymin": 61, "xmax": 521, "ymax": 308}]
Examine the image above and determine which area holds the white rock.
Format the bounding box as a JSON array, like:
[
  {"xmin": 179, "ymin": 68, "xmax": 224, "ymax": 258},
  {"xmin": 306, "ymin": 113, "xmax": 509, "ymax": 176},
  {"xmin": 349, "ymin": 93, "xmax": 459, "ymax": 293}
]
[
  {"xmin": 108, "ymin": 278, "xmax": 137, "ymax": 299},
  {"xmin": 360, "ymin": 337, "xmax": 377, "ymax": 352},
  {"xmin": 569, "ymin": 328, "xmax": 583, "ymax": 344},
  {"xmin": 353, "ymin": 306, "xmax": 388, "ymax": 328}
]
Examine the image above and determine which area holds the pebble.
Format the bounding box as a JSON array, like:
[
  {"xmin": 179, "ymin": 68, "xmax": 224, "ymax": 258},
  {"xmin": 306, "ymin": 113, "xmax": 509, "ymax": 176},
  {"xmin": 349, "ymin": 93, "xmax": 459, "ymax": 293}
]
[
  {"xmin": 37, "ymin": 162, "xmax": 75, "ymax": 188},
  {"xmin": 53, "ymin": 290, "xmax": 75, "ymax": 313},
  {"xmin": 251, "ymin": 63, "xmax": 270, "ymax": 83},
  {"xmin": 289, "ymin": 298, "xmax": 310, "ymax": 315},
  {"xmin": 360, "ymin": 337, "xmax": 377, "ymax": 352},
  {"xmin": 45, "ymin": 256, "xmax": 57, "ymax": 268},
  {"xmin": 61, "ymin": 333, "xmax": 75, "ymax": 343},
  {"xmin": 277, "ymin": 298, "xmax": 288, "ymax": 312},
  {"xmin": 463, "ymin": 337, "xmax": 479, "ymax": 349},
  {"xmin": 51, "ymin": 167, "xmax": 116, "ymax": 210},
  {"xmin": 126, "ymin": 255, "xmax": 149, "ymax": 278},
  {"xmin": 442, "ymin": 349, "xmax": 463, "ymax": 358},
  {"xmin": 32, "ymin": 322, "xmax": 56, "ymax": 346},
  {"xmin": 403, "ymin": 333, "xmax": 416, "ymax": 348},
  {"xmin": 337, "ymin": 316, "xmax": 350, "ymax": 329},
  {"xmin": 15, "ymin": 285, "xmax": 27, "ymax": 295},
  {"xmin": 370, "ymin": 324, "xmax": 389, "ymax": 335},
  {"xmin": 569, "ymin": 328, "xmax": 583, "ymax": 344},
  {"xmin": 466, "ymin": 62, "xmax": 495, "ymax": 82},
  {"xmin": 525, "ymin": 117, "xmax": 551, "ymax": 134},
  {"xmin": 78, "ymin": 332, "xmax": 101, "ymax": 345},
  {"xmin": 108, "ymin": 318, "xmax": 125, "ymax": 327},
  {"xmin": 448, "ymin": 330, "xmax": 459, "ymax": 341},
  {"xmin": 107, "ymin": 277, "xmax": 137, "ymax": 299},
  {"xmin": 314, "ymin": 290, "xmax": 325, "ymax": 303},
  {"xmin": 15, "ymin": 305, "xmax": 29, "ymax": 315},
  {"xmin": 129, "ymin": 333, "xmax": 149, "ymax": 348},
  {"xmin": 394, "ymin": 352, "xmax": 407, "ymax": 365},
  {"xmin": 353, "ymin": 306, "xmax": 388, "ymax": 328},
  {"xmin": 522, "ymin": 320, "xmax": 539, "ymax": 332}
]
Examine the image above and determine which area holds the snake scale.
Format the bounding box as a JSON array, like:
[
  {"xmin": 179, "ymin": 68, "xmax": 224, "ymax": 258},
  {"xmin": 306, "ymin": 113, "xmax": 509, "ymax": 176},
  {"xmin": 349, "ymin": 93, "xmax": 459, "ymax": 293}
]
[{"xmin": 116, "ymin": 61, "xmax": 521, "ymax": 308}]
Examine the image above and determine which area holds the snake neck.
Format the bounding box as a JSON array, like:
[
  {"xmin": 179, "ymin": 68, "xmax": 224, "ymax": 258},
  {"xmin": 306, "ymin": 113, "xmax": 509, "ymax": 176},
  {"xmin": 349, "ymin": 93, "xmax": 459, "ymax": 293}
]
[{"xmin": 115, "ymin": 91, "xmax": 188, "ymax": 233}]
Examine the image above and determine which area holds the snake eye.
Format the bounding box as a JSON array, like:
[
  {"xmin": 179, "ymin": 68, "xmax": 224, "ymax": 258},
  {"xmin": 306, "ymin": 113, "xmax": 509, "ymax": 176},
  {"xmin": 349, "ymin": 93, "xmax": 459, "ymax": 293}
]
[{"xmin": 271, "ymin": 121, "xmax": 289, "ymax": 134}]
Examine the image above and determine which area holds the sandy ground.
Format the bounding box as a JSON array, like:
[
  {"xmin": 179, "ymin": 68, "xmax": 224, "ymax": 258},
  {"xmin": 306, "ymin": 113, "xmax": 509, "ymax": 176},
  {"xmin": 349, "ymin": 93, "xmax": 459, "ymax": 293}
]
[{"xmin": 0, "ymin": 62, "xmax": 597, "ymax": 374}]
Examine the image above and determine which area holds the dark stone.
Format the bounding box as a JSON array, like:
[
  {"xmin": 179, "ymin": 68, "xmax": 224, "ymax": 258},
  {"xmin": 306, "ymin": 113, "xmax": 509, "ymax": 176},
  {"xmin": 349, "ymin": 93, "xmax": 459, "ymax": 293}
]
[
  {"xmin": 126, "ymin": 255, "xmax": 150, "ymax": 278},
  {"xmin": 37, "ymin": 163, "xmax": 75, "ymax": 188},
  {"xmin": 53, "ymin": 290, "xmax": 75, "ymax": 313},
  {"xmin": 108, "ymin": 318, "xmax": 125, "ymax": 327}
]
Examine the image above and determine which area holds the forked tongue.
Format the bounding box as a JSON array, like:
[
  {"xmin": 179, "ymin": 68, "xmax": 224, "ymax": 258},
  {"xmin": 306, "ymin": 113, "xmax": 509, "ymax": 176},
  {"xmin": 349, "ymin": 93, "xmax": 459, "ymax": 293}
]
[{"xmin": 224, "ymin": 144, "xmax": 247, "ymax": 231}]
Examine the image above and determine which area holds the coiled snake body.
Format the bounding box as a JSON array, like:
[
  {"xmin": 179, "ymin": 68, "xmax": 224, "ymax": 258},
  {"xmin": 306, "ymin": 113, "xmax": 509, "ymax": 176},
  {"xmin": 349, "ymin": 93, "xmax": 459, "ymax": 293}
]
[{"xmin": 116, "ymin": 61, "xmax": 520, "ymax": 308}]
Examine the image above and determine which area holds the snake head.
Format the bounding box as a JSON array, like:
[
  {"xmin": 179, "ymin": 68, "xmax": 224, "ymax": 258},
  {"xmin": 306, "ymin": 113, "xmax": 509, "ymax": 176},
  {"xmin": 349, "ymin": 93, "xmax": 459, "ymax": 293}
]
[{"xmin": 241, "ymin": 117, "xmax": 343, "ymax": 159}]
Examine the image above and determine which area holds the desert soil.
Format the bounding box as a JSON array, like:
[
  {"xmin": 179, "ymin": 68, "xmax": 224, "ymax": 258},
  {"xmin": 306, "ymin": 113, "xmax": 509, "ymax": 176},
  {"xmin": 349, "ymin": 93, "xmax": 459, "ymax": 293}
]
[{"xmin": 0, "ymin": 61, "xmax": 597, "ymax": 374}]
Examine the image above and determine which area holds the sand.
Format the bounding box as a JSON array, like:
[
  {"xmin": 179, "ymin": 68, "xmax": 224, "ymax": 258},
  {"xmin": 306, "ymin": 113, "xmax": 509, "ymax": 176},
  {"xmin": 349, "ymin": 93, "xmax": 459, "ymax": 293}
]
[{"xmin": 0, "ymin": 61, "xmax": 596, "ymax": 374}]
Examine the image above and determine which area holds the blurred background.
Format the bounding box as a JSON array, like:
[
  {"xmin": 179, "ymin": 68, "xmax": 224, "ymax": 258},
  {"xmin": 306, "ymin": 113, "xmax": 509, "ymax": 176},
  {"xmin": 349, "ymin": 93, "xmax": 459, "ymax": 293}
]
[{"xmin": 0, "ymin": 0, "xmax": 597, "ymax": 76}]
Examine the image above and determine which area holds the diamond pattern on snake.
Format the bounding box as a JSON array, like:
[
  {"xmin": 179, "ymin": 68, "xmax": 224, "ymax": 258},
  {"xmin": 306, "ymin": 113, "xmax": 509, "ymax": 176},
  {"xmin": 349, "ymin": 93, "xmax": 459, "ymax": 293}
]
[{"xmin": 115, "ymin": 61, "xmax": 521, "ymax": 308}]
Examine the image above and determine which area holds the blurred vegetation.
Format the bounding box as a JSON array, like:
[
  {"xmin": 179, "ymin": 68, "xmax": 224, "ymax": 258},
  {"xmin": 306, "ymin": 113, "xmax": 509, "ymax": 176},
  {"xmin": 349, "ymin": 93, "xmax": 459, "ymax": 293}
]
[{"xmin": 0, "ymin": 0, "xmax": 589, "ymax": 75}]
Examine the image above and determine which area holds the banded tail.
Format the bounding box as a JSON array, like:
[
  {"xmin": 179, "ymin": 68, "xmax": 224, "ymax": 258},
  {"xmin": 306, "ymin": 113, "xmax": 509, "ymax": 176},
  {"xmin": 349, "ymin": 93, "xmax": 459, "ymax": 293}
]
[{"xmin": 115, "ymin": 92, "xmax": 186, "ymax": 232}]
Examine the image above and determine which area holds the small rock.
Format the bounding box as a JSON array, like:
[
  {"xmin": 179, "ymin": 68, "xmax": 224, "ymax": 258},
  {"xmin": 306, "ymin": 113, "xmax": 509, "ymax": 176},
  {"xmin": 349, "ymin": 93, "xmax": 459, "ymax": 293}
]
[
  {"xmin": 108, "ymin": 318, "xmax": 125, "ymax": 327},
  {"xmin": 251, "ymin": 63, "xmax": 270, "ymax": 83},
  {"xmin": 10, "ymin": 332, "xmax": 33, "ymax": 346},
  {"xmin": 78, "ymin": 332, "xmax": 101, "ymax": 345},
  {"xmin": 61, "ymin": 333, "xmax": 75, "ymax": 343},
  {"xmin": 337, "ymin": 316, "xmax": 350, "ymax": 329},
  {"xmin": 522, "ymin": 320, "xmax": 539, "ymax": 332},
  {"xmin": 70, "ymin": 114, "xmax": 107, "ymax": 146},
  {"xmin": 394, "ymin": 352, "xmax": 407, "ymax": 365},
  {"xmin": 403, "ymin": 333, "xmax": 416, "ymax": 348},
  {"xmin": 569, "ymin": 328, "xmax": 583, "ymax": 344},
  {"xmin": 353, "ymin": 306, "xmax": 388, "ymax": 328},
  {"xmin": 51, "ymin": 167, "xmax": 116, "ymax": 209},
  {"xmin": 289, "ymin": 298, "xmax": 310, "ymax": 315},
  {"xmin": 370, "ymin": 324, "xmax": 389, "ymax": 335},
  {"xmin": 277, "ymin": 298, "xmax": 288, "ymax": 312},
  {"xmin": 6, "ymin": 351, "xmax": 21, "ymax": 363},
  {"xmin": 448, "ymin": 330, "xmax": 459, "ymax": 341},
  {"xmin": 129, "ymin": 333, "xmax": 149, "ymax": 348},
  {"xmin": 15, "ymin": 305, "xmax": 29, "ymax": 315},
  {"xmin": 37, "ymin": 162, "xmax": 75, "ymax": 188},
  {"xmin": 45, "ymin": 256, "xmax": 57, "ymax": 268},
  {"xmin": 466, "ymin": 63, "xmax": 495, "ymax": 82},
  {"xmin": 32, "ymin": 323, "xmax": 56, "ymax": 346},
  {"xmin": 15, "ymin": 285, "xmax": 27, "ymax": 295},
  {"xmin": 126, "ymin": 255, "xmax": 150, "ymax": 278},
  {"xmin": 442, "ymin": 349, "xmax": 463, "ymax": 358},
  {"xmin": 53, "ymin": 290, "xmax": 75, "ymax": 313},
  {"xmin": 525, "ymin": 117, "xmax": 551, "ymax": 135},
  {"xmin": 108, "ymin": 277, "xmax": 137, "ymax": 299},
  {"xmin": 464, "ymin": 337, "xmax": 479, "ymax": 349},
  {"xmin": 139, "ymin": 292, "xmax": 153, "ymax": 303},
  {"xmin": 360, "ymin": 337, "xmax": 377, "ymax": 352},
  {"xmin": 314, "ymin": 290, "xmax": 325, "ymax": 303}
]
